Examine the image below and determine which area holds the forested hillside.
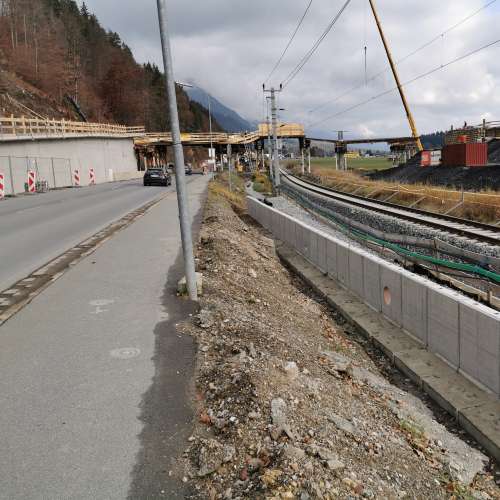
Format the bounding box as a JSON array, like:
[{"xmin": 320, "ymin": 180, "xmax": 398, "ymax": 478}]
[
  {"xmin": 420, "ymin": 131, "xmax": 445, "ymax": 149},
  {"xmin": 0, "ymin": 0, "xmax": 219, "ymax": 132}
]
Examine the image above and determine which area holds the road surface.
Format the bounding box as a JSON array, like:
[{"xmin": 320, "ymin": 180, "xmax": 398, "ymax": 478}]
[
  {"xmin": 0, "ymin": 179, "xmax": 191, "ymax": 292},
  {"xmin": 0, "ymin": 175, "xmax": 208, "ymax": 499}
]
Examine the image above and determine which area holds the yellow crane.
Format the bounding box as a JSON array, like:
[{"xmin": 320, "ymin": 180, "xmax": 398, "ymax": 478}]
[{"xmin": 368, "ymin": 0, "xmax": 424, "ymax": 152}]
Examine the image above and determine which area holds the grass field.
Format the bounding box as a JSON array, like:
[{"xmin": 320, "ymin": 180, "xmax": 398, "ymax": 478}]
[{"xmin": 309, "ymin": 156, "xmax": 393, "ymax": 172}]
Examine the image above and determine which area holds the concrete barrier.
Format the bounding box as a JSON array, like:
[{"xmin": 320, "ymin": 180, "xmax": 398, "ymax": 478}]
[
  {"xmin": 0, "ymin": 137, "xmax": 139, "ymax": 195},
  {"xmin": 113, "ymin": 171, "xmax": 145, "ymax": 182},
  {"xmin": 247, "ymin": 196, "xmax": 500, "ymax": 398}
]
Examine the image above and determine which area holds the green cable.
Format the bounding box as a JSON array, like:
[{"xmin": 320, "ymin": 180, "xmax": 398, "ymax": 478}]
[{"xmin": 283, "ymin": 185, "xmax": 500, "ymax": 285}]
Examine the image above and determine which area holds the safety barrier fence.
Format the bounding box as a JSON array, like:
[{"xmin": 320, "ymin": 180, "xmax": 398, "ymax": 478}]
[
  {"xmin": 0, "ymin": 116, "xmax": 145, "ymax": 140},
  {"xmin": 247, "ymin": 195, "xmax": 500, "ymax": 398},
  {"xmin": 0, "ymin": 156, "xmax": 121, "ymax": 195}
]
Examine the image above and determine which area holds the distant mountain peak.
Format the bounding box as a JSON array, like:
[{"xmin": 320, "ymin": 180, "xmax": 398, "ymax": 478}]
[{"xmin": 185, "ymin": 87, "xmax": 254, "ymax": 133}]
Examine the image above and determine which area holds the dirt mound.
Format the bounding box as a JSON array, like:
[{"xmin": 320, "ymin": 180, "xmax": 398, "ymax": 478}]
[
  {"xmin": 489, "ymin": 140, "xmax": 500, "ymax": 164},
  {"xmin": 370, "ymin": 141, "xmax": 500, "ymax": 191},
  {"xmin": 370, "ymin": 163, "xmax": 500, "ymax": 191},
  {"xmin": 179, "ymin": 182, "xmax": 498, "ymax": 499}
]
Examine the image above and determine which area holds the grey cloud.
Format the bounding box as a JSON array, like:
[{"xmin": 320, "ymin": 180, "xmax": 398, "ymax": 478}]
[{"xmin": 78, "ymin": 0, "xmax": 499, "ymax": 138}]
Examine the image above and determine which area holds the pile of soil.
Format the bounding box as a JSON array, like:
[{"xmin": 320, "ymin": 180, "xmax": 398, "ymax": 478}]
[
  {"xmin": 489, "ymin": 140, "xmax": 500, "ymax": 164},
  {"xmin": 370, "ymin": 141, "xmax": 500, "ymax": 190},
  {"xmin": 179, "ymin": 183, "xmax": 499, "ymax": 499},
  {"xmin": 369, "ymin": 163, "xmax": 500, "ymax": 190}
]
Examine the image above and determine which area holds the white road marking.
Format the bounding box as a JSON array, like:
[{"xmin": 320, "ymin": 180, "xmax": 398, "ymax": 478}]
[
  {"xmin": 110, "ymin": 348, "xmax": 141, "ymax": 359},
  {"xmin": 89, "ymin": 299, "xmax": 115, "ymax": 315}
]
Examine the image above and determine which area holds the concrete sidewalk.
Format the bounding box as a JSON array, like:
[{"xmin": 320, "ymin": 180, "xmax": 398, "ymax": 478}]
[{"xmin": 0, "ymin": 175, "xmax": 208, "ymax": 499}]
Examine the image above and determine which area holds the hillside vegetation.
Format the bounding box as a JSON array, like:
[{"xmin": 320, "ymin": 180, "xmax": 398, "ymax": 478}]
[{"xmin": 0, "ymin": 0, "xmax": 219, "ymax": 132}]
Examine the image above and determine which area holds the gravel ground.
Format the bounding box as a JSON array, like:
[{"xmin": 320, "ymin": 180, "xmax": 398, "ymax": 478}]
[{"xmin": 179, "ymin": 183, "xmax": 499, "ymax": 499}]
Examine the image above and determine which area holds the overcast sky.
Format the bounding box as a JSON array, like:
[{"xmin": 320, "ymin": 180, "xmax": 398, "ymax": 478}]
[{"xmin": 78, "ymin": 0, "xmax": 500, "ymax": 139}]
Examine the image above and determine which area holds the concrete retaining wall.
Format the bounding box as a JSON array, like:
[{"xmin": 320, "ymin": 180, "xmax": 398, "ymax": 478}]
[
  {"xmin": 0, "ymin": 137, "xmax": 138, "ymax": 194},
  {"xmin": 247, "ymin": 196, "xmax": 500, "ymax": 398}
]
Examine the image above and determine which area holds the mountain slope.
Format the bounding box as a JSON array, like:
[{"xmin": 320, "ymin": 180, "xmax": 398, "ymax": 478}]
[
  {"xmin": 185, "ymin": 87, "xmax": 254, "ymax": 132},
  {"xmin": 0, "ymin": 0, "xmax": 218, "ymax": 133}
]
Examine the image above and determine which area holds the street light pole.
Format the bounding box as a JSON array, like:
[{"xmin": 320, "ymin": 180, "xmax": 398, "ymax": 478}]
[
  {"xmin": 208, "ymin": 94, "xmax": 215, "ymax": 177},
  {"xmin": 156, "ymin": 0, "xmax": 198, "ymax": 301}
]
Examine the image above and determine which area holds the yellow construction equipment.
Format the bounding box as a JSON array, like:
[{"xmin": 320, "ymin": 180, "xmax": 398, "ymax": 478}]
[{"xmin": 368, "ymin": 0, "xmax": 423, "ymax": 152}]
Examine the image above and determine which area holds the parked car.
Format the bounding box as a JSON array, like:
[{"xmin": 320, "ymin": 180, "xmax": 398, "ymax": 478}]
[{"xmin": 143, "ymin": 167, "xmax": 171, "ymax": 186}]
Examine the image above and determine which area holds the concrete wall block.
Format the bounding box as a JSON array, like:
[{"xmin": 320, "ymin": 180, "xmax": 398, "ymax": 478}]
[
  {"xmin": 459, "ymin": 301, "xmax": 500, "ymax": 396},
  {"xmin": 402, "ymin": 274, "xmax": 428, "ymax": 345},
  {"xmin": 459, "ymin": 301, "xmax": 479, "ymax": 383},
  {"xmin": 348, "ymin": 250, "xmax": 364, "ymax": 298},
  {"xmin": 277, "ymin": 212, "xmax": 284, "ymax": 241},
  {"xmin": 309, "ymin": 230, "xmax": 319, "ymax": 265},
  {"xmin": 380, "ymin": 262, "xmax": 403, "ymax": 326},
  {"xmin": 326, "ymin": 238, "xmax": 338, "ymax": 279},
  {"xmin": 272, "ymin": 211, "xmax": 281, "ymax": 239},
  {"xmin": 363, "ymin": 257, "xmax": 381, "ymax": 312},
  {"xmin": 428, "ymin": 287, "xmax": 459, "ymax": 368},
  {"xmin": 296, "ymin": 224, "xmax": 308, "ymax": 258},
  {"xmin": 285, "ymin": 217, "xmax": 295, "ymax": 247},
  {"xmin": 476, "ymin": 308, "xmax": 500, "ymax": 396},
  {"xmin": 317, "ymin": 233, "xmax": 328, "ymax": 273},
  {"xmin": 336, "ymin": 243, "xmax": 349, "ymax": 286}
]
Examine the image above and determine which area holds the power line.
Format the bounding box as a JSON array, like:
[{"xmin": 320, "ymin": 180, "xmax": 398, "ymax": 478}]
[
  {"xmin": 264, "ymin": 0, "xmax": 313, "ymax": 84},
  {"xmin": 308, "ymin": 0, "xmax": 497, "ymax": 114},
  {"xmin": 281, "ymin": 0, "xmax": 353, "ymax": 89},
  {"xmin": 308, "ymin": 37, "xmax": 500, "ymax": 128}
]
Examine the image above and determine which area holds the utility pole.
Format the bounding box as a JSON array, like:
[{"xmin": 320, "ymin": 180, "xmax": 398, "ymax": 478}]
[
  {"xmin": 226, "ymin": 144, "xmax": 232, "ymax": 192},
  {"xmin": 208, "ymin": 94, "xmax": 214, "ymax": 177},
  {"xmin": 156, "ymin": 0, "xmax": 198, "ymax": 301},
  {"xmin": 263, "ymin": 86, "xmax": 283, "ymax": 192},
  {"xmin": 270, "ymin": 87, "xmax": 280, "ymax": 191},
  {"xmin": 368, "ymin": 0, "xmax": 423, "ymax": 152},
  {"xmin": 266, "ymin": 97, "xmax": 273, "ymax": 183}
]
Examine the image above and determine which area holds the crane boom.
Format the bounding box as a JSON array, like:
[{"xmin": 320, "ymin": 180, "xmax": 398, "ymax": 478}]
[{"xmin": 368, "ymin": 0, "xmax": 423, "ymax": 152}]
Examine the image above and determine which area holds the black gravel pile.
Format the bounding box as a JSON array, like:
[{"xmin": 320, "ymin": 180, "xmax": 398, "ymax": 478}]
[
  {"xmin": 489, "ymin": 140, "xmax": 500, "ymax": 164},
  {"xmin": 368, "ymin": 140, "xmax": 500, "ymax": 190},
  {"xmin": 369, "ymin": 161, "xmax": 500, "ymax": 191}
]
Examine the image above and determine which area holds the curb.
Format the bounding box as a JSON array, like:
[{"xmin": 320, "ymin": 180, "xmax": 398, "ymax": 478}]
[{"xmin": 277, "ymin": 242, "xmax": 500, "ymax": 463}]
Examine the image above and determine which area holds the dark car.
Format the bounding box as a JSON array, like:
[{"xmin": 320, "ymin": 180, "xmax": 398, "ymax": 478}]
[{"xmin": 143, "ymin": 168, "xmax": 171, "ymax": 186}]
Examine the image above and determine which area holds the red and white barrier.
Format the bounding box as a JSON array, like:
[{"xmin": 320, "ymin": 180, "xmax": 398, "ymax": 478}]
[
  {"xmin": 0, "ymin": 172, "xmax": 4, "ymax": 198},
  {"xmin": 73, "ymin": 169, "xmax": 80, "ymax": 187},
  {"xmin": 89, "ymin": 168, "xmax": 96, "ymax": 185},
  {"xmin": 28, "ymin": 171, "xmax": 36, "ymax": 193}
]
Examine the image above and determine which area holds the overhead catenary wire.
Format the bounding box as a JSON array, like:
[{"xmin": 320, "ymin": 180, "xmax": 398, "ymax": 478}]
[
  {"xmin": 308, "ymin": 37, "xmax": 500, "ymax": 128},
  {"xmin": 308, "ymin": 0, "xmax": 498, "ymax": 114},
  {"xmin": 281, "ymin": 0, "xmax": 353, "ymax": 89},
  {"xmin": 264, "ymin": 0, "xmax": 314, "ymax": 84}
]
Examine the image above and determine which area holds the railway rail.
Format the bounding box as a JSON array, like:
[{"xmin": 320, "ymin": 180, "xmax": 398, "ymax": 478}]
[{"xmin": 281, "ymin": 170, "xmax": 500, "ymax": 246}]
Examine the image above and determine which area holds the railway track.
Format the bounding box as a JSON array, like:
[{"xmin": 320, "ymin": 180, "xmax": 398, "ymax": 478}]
[{"xmin": 281, "ymin": 171, "xmax": 500, "ymax": 247}]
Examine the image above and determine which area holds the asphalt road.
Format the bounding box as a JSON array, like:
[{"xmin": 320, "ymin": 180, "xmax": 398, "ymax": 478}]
[
  {"xmin": 0, "ymin": 175, "xmax": 208, "ymax": 499},
  {"xmin": 0, "ymin": 179, "xmax": 189, "ymax": 292}
]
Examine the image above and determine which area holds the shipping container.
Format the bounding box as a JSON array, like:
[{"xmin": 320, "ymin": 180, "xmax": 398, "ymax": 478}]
[{"xmin": 441, "ymin": 143, "xmax": 488, "ymax": 167}]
